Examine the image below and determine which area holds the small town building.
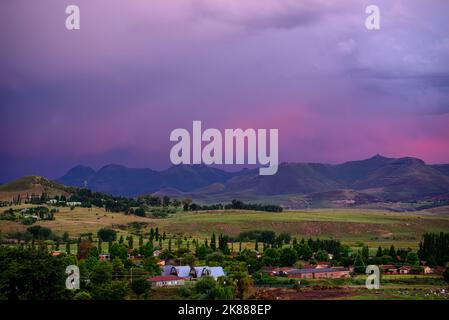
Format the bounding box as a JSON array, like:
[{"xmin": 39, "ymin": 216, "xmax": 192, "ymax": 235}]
[
  {"xmin": 286, "ymin": 268, "xmax": 350, "ymax": 279},
  {"xmin": 399, "ymin": 266, "xmax": 412, "ymax": 274},
  {"xmin": 380, "ymin": 264, "xmax": 398, "ymax": 274},
  {"xmin": 99, "ymin": 253, "xmax": 111, "ymax": 261},
  {"xmin": 147, "ymin": 275, "xmax": 185, "ymax": 287},
  {"xmin": 423, "ymin": 266, "xmax": 434, "ymax": 274},
  {"xmin": 315, "ymin": 262, "xmax": 331, "ymax": 269},
  {"xmin": 66, "ymin": 201, "xmax": 82, "ymax": 206},
  {"xmin": 163, "ymin": 265, "xmax": 225, "ymax": 280},
  {"xmin": 153, "ymin": 249, "xmax": 162, "ymax": 257}
]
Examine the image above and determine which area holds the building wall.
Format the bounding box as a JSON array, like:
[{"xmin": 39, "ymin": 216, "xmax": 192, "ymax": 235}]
[{"xmin": 154, "ymin": 279, "xmax": 185, "ymax": 287}]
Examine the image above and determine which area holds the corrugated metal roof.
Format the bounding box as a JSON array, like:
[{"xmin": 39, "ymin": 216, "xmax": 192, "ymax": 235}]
[{"xmin": 288, "ymin": 268, "xmax": 348, "ymax": 274}]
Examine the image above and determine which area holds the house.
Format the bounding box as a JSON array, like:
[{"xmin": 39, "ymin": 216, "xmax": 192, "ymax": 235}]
[
  {"xmin": 286, "ymin": 267, "xmax": 350, "ymax": 279},
  {"xmin": 261, "ymin": 267, "xmax": 295, "ymax": 277},
  {"xmin": 66, "ymin": 201, "xmax": 82, "ymax": 206},
  {"xmin": 399, "ymin": 266, "xmax": 412, "ymax": 274},
  {"xmin": 423, "ymin": 266, "xmax": 434, "ymax": 274},
  {"xmin": 99, "ymin": 253, "xmax": 111, "ymax": 261},
  {"xmin": 162, "ymin": 265, "xmax": 225, "ymax": 280},
  {"xmin": 190, "ymin": 266, "xmax": 225, "ymax": 280},
  {"xmin": 147, "ymin": 275, "xmax": 185, "ymax": 287},
  {"xmin": 153, "ymin": 250, "xmax": 162, "ymax": 257},
  {"xmin": 163, "ymin": 265, "xmax": 191, "ymax": 278},
  {"xmin": 379, "ymin": 264, "xmax": 398, "ymax": 274},
  {"xmin": 315, "ymin": 262, "xmax": 331, "ymax": 269}
]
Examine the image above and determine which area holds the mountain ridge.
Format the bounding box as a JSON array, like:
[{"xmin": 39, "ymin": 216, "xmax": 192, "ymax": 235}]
[{"xmin": 53, "ymin": 155, "xmax": 449, "ymax": 203}]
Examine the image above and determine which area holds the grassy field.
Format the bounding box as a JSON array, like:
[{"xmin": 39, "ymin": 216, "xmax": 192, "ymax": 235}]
[{"xmin": 1, "ymin": 205, "xmax": 449, "ymax": 249}]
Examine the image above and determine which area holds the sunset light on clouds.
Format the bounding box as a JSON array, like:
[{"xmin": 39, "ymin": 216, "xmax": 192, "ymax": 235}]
[{"xmin": 1, "ymin": 0, "xmax": 449, "ymax": 180}]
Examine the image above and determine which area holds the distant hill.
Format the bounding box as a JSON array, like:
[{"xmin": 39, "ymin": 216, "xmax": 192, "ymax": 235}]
[
  {"xmin": 58, "ymin": 164, "xmax": 237, "ymax": 197},
  {"xmin": 432, "ymin": 164, "xmax": 449, "ymax": 177},
  {"xmin": 0, "ymin": 176, "xmax": 71, "ymax": 201},
  {"xmin": 51, "ymin": 155, "xmax": 449, "ymax": 205}
]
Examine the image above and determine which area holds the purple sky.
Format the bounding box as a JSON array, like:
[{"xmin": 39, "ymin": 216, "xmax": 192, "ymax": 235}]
[{"xmin": 1, "ymin": 0, "xmax": 449, "ymax": 181}]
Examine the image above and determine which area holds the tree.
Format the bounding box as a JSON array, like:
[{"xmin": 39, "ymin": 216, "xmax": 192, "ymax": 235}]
[
  {"xmin": 261, "ymin": 248, "xmax": 280, "ymax": 266},
  {"xmin": 418, "ymin": 232, "xmax": 449, "ymax": 266},
  {"xmin": 443, "ymin": 267, "xmax": 449, "ymax": 284},
  {"xmin": 73, "ymin": 291, "xmax": 93, "ymax": 300},
  {"xmin": 130, "ymin": 278, "xmax": 150, "ymax": 296},
  {"xmin": 112, "ymin": 257, "xmax": 125, "ymax": 280},
  {"xmin": 110, "ymin": 243, "xmax": 128, "ymax": 261},
  {"xmin": 27, "ymin": 225, "xmax": 52, "ymax": 240},
  {"xmin": 315, "ymin": 249, "xmax": 328, "ymax": 262},
  {"xmin": 90, "ymin": 261, "xmax": 112, "ymax": 285},
  {"xmin": 97, "ymin": 228, "xmax": 117, "ymax": 242},
  {"xmin": 353, "ymin": 252, "xmax": 366, "ymax": 274},
  {"xmin": 139, "ymin": 235, "xmax": 144, "ymax": 247},
  {"xmin": 90, "ymin": 281, "xmax": 127, "ymax": 300},
  {"xmin": 279, "ymin": 247, "xmax": 298, "ymax": 266},
  {"xmin": 362, "ymin": 245, "xmax": 369, "ymax": 260},
  {"xmin": 194, "ymin": 276, "xmax": 219, "ymax": 299},
  {"xmin": 62, "ymin": 231, "xmax": 70, "ymax": 243},
  {"xmin": 162, "ymin": 196, "xmax": 171, "ymax": 207},
  {"xmin": 229, "ymin": 272, "xmax": 252, "ymax": 300},
  {"xmin": 210, "ymin": 233, "xmax": 217, "ymax": 251},
  {"xmin": 143, "ymin": 256, "xmax": 162, "ymax": 276},
  {"xmin": 294, "ymin": 243, "xmax": 312, "ymax": 261},
  {"xmin": 182, "ymin": 198, "xmax": 192, "ymax": 211},
  {"xmin": 389, "ymin": 245, "xmax": 396, "ymax": 260},
  {"xmin": 77, "ymin": 240, "xmax": 93, "ymax": 260},
  {"xmin": 376, "ymin": 246, "xmax": 383, "ymax": 257},
  {"xmin": 128, "ymin": 236, "xmax": 134, "ymax": 249},
  {"xmin": 405, "ymin": 252, "xmax": 419, "ymax": 266},
  {"xmin": 0, "ymin": 247, "xmax": 69, "ymax": 300}
]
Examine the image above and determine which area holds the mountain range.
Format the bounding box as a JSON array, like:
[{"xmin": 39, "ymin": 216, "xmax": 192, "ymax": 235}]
[{"xmin": 55, "ymin": 155, "xmax": 449, "ymax": 207}]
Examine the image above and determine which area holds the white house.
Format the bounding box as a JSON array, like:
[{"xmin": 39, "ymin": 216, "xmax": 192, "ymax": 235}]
[{"xmin": 147, "ymin": 275, "xmax": 185, "ymax": 287}]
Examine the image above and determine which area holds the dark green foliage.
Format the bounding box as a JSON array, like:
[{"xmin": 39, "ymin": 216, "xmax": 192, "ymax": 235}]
[
  {"xmin": 130, "ymin": 278, "xmax": 149, "ymax": 296},
  {"xmin": 97, "ymin": 228, "xmax": 117, "ymax": 242},
  {"xmin": 418, "ymin": 232, "xmax": 449, "ymax": 266},
  {"xmin": 279, "ymin": 247, "xmax": 298, "ymax": 266},
  {"xmin": 26, "ymin": 225, "xmax": 53, "ymax": 240},
  {"xmin": 0, "ymin": 247, "xmax": 69, "ymax": 300}
]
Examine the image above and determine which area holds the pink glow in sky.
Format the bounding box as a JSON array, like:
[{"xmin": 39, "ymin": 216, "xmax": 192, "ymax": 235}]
[{"xmin": 1, "ymin": 0, "xmax": 449, "ymax": 180}]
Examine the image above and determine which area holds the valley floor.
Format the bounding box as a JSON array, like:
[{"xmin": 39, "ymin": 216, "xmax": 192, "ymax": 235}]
[{"xmin": 1, "ymin": 205, "xmax": 449, "ymax": 250}]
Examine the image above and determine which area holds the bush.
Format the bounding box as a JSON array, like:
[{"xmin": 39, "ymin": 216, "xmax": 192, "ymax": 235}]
[
  {"xmin": 73, "ymin": 291, "xmax": 93, "ymax": 300},
  {"xmin": 130, "ymin": 278, "xmax": 150, "ymax": 296},
  {"xmin": 97, "ymin": 228, "xmax": 117, "ymax": 242}
]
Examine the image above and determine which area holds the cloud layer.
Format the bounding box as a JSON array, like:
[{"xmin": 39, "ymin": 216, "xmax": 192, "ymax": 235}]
[{"xmin": 1, "ymin": 0, "xmax": 449, "ymax": 180}]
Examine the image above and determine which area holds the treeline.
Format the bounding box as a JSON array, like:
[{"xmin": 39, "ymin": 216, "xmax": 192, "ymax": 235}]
[
  {"xmin": 418, "ymin": 232, "xmax": 449, "ymax": 266},
  {"xmin": 187, "ymin": 200, "xmax": 283, "ymax": 213},
  {"xmin": 1, "ymin": 207, "xmax": 56, "ymax": 225},
  {"xmin": 224, "ymin": 200, "xmax": 283, "ymax": 212},
  {"xmin": 43, "ymin": 188, "xmax": 283, "ymax": 215}
]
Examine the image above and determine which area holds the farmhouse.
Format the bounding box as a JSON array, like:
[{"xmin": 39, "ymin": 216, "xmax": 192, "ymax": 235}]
[
  {"xmin": 262, "ymin": 267, "xmax": 350, "ymax": 279},
  {"xmin": 163, "ymin": 265, "xmax": 225, "ymax": 280},
  {"xmin": 147, "ymin": 275, "xmax": 185, "ymax": 287},
  {"xmin": 286, "ymin": 268, "xmax": 350, "ymax": 279},
  {"xmin": 424, "ymin": 266, "xmax": 434, "ymax": 274},
  {"xmin": 379, "ymin": 264, "xmax": 398, "ymax": 274},
  {"xmin": 99, "ymin": 253, "xmax": 111, "ymax": 261},
  {"xmin": 399, "ymin": 266, "xmax": 413, "ymax": 274},
  {"xmin": 66, "ymin": 201, "xmax": 82, "ymax": 206}
]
